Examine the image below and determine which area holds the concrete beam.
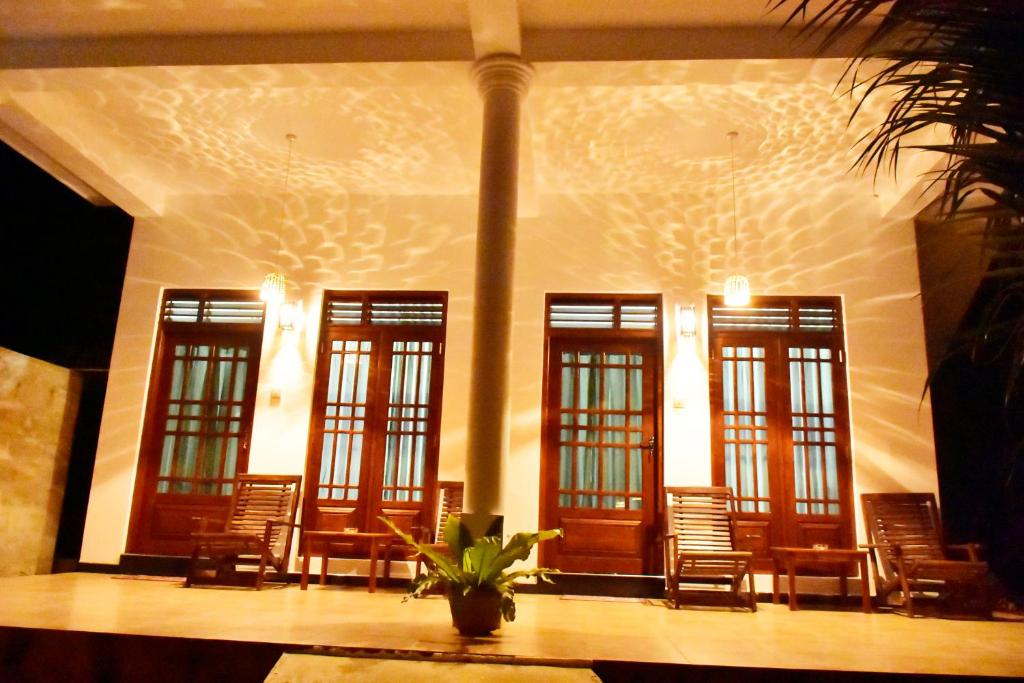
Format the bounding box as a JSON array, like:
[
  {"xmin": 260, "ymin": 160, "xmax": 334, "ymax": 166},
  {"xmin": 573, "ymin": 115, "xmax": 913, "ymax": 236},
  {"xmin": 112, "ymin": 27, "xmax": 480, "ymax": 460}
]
[
  {"xmin": 0, "ymin": 25, "xmax": 868, "ymax": 70},
  {"xmin": 0, "ymin": 99, "xmax": 163, "ymax": 216}
]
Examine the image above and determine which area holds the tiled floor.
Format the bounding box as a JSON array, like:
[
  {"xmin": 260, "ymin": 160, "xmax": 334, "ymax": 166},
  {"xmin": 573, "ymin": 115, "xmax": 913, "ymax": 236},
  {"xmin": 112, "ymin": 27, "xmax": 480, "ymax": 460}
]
[{"xmin": 1, "ymin": 573, "xmax": 1021, "ymax": 677}]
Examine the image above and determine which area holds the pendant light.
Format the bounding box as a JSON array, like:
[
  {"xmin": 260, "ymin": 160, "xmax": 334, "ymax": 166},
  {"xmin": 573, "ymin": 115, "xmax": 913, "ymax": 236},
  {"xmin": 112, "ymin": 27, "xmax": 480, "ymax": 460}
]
[
  {"xmin": 260, "ymin": 133, "xmax": 296, "ymax": 305},
  {"xmin": 723, "ymin": 130, "xmax": 751, "ymax": 307}
]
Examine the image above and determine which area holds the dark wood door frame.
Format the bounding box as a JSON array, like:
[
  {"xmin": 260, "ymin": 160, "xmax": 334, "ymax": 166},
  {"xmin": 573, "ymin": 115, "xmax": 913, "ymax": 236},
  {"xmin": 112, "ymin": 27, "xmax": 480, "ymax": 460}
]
[
  {"xmin": 301, "ymin": 292, "xmax": 447, "ymax": 551},
  {"xmin": 538, "ymin": 293, "xmax": 665, "ymax": 575},
  {"xmin": 127, "ymin": 291, "xmax": 265, "ymax": 556},
  {"xmin": 707, "ymin": 297, "xmax": 854, "ymax": 569}
]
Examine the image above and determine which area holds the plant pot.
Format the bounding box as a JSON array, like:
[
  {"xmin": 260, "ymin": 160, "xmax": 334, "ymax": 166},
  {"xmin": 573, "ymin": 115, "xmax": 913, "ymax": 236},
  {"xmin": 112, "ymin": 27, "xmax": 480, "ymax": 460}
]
[{"xmin": 448, "ymin": 588, "xmax": 502, "ymax": 636}]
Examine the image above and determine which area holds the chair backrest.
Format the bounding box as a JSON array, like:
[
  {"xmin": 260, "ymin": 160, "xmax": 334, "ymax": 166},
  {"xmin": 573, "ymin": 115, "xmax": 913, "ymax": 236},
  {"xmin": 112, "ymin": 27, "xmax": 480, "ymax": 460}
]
[
  {"xmin": 227, "ymin": 474, "xmax": 302, "ymax": 560},
  {"xmin": 434, "ymin": 481, "xmax": 464, "ymax": 539},
  {"xmin": 861, "ymin": 492, "xmax": 946, "ymax": 576},
  {"xmin": 666, "ymin": 486, "xmax": 737, "ymax": 552}
]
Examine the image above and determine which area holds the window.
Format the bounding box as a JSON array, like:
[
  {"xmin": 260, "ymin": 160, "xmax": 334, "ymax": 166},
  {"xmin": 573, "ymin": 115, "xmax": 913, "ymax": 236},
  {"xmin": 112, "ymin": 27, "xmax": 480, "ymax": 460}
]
[
  {"xmin": 708, "ymin": 295, "xmax": 853, "ymax": 560},
  {"xmin": 128, "ymin": 290, "xmax": 265, "ymax": 555},
  {"xmin": 304, "ymin": 291, "xmax": 447, "ymax": 538}
]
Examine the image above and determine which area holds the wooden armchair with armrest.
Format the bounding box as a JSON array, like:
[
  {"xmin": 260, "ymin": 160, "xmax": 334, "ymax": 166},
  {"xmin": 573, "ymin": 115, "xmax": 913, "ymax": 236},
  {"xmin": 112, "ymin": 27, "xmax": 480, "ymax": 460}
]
[
  {"xmin": 662, "ymin": 486, "xmax": 757, "ymax": 611},
  {"xmin": 861, "ymin": 492, "xmax": 989, "ymax": 618},
  {"xmin": 185, "ymin": 474, "xmax": 302, "ymax": 590}
]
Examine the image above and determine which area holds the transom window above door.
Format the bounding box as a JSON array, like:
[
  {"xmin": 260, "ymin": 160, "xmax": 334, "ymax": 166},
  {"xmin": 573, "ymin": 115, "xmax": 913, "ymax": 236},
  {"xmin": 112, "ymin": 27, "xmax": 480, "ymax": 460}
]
[{"xmin": 547, "ymin": 297, "xmax": 660, "ymax": 331}]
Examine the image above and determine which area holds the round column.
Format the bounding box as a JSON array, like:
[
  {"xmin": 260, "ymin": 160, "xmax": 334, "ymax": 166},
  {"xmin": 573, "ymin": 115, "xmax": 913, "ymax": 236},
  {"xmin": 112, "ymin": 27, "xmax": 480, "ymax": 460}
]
[{"xmin": 464, "ymin": 54, "xmax": 533, "ymax": 521}]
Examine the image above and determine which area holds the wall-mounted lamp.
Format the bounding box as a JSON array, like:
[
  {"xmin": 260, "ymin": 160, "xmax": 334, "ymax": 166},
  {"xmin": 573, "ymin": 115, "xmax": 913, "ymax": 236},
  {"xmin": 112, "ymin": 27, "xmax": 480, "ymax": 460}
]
[
  {"xmin": 676, "ymin": 304, "xmax": 697, "ymax": 337},
  {"xmin": 278, "ymin": 300, "xmax": 303, "ymax": 331}
]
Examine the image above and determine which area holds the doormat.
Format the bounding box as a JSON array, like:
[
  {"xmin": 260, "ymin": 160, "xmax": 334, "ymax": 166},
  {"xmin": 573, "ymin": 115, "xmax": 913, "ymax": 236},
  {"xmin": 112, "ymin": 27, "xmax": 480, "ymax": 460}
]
[
  {"xmin": 559, "ymin": 595, "xmax": 646, "ymax": 603},
  {"xmin": 111, "ymin": 575, "xmax": 185, "ymax": 582}
]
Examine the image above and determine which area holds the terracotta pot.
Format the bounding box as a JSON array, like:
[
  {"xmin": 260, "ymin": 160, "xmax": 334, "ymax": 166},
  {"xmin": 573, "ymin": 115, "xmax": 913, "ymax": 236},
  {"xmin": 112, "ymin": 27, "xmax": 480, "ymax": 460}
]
[{"xmin": 448, "ymin": 588, "xmax": 502, "ymax": 636}]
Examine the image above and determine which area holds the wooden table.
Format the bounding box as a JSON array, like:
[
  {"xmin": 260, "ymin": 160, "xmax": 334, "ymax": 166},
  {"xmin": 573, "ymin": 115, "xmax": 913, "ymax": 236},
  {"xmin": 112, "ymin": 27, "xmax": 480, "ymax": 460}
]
[
  {"xmin": 300, "ymin": 531, "xmax": 396, "ymax": 593},
  {"xmin": 770, "ymin": 546, "xmax": 872, "ymax": 613}
]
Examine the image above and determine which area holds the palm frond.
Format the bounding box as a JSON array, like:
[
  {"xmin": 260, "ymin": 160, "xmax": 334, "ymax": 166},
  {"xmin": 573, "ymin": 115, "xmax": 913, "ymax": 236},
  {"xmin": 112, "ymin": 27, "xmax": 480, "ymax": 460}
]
[{"xmin": 770, "ymin": 0, "xmax": 1024, "ymax": 402}]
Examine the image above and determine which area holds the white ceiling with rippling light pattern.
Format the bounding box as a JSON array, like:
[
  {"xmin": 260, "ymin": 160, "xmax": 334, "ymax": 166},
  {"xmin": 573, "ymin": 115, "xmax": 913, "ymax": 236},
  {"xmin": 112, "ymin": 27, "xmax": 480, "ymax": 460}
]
[{"xmin": 0, "ymin": 57, "xmax": 932, "ymax": 217}]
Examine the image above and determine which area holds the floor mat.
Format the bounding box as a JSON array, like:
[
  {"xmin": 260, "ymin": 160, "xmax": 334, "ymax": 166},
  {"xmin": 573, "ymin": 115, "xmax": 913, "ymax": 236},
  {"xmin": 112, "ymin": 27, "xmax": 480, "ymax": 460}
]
[{"xmin": 110, "ymin": 575, "xmax": 185, "ymax": 582}]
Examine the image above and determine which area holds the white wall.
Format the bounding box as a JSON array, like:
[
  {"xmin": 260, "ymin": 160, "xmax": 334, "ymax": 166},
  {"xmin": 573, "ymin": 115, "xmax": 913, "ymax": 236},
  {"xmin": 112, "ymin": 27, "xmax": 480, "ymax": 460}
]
[{"xmin": 80, "ymin": 169, "xmax": 938, "ymax": 568}]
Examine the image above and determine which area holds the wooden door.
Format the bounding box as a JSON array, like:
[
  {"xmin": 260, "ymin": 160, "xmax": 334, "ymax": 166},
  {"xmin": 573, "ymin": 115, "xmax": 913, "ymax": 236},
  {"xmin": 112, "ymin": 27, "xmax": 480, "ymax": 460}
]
[
  {"xmin": 708, "ymin": 297, "xmax": 853, "ymax": 567},
  {"xmin": 303, "ymin": 294, "xmax": 446, "ymax": 542},
  {"xmin": 541, "ymin": 338, "xmax": 659, "ymax": 574},
  {"xmin": 128, "ymin": 326, "xmax": 262, "ymax": 555}
]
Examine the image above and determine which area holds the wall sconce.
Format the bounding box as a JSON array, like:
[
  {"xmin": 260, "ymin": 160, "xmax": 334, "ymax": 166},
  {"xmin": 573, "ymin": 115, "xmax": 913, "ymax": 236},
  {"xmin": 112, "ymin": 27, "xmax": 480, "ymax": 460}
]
[
  {"xmin": 278, "ymin": 300, "xmax": 303, "ymax": 331},
  {"xmin": 676, "ymin": 304, "xmax": 697, "ymax": 338}
]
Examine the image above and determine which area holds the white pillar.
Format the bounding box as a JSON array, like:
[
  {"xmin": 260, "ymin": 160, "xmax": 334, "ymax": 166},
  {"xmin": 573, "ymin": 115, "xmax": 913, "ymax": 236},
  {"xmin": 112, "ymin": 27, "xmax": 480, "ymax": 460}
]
[{"xmin": 464, "ymin": 54, "xmax": 533, "ymax": 520}]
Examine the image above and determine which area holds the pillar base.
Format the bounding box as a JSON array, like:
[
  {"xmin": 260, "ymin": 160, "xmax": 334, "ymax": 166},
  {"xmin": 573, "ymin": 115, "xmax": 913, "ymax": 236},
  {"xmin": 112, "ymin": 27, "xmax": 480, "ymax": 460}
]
[{"xmin": 459, "ymin": 513, "xmax": 503, "ymax": 540}]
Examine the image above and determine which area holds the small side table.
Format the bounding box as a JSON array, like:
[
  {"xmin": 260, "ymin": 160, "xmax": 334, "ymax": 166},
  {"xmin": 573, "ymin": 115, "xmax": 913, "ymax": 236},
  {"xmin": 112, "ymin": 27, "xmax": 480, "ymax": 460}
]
[
  {"xmin": 771, "ymin": 546, "xmax": 872, "ymax": 613},
  {"xmin": 300, "ymin": 531, "xmax": 396, "ymax": 593}
]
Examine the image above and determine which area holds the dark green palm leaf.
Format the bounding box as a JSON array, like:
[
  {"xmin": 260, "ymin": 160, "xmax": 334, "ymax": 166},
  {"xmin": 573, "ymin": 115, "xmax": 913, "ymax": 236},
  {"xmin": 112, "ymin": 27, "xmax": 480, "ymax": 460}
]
[{"xmin": 770, "ymin": 0, "xmax": 1024, "ymax": 402}]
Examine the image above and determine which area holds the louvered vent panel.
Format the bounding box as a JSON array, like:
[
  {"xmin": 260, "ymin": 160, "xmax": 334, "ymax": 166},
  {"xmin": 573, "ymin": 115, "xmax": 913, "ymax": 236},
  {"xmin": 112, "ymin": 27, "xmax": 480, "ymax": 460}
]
[
  {"xmin": 620, "ymin": 304, "xmax": 659, "ymax": 330},
  {"xmin": 163, "ymin": 297, "xmax": 201, "ymax": 323},
  {"xmin": 548, "ymin": 299, "xmax": 660, "ymax": 331},
  {"xmin": 162, "ymin": 295, "xmax": 263, "ymax": 324},
  {"xmin": 709, "ymin": 300, "xmax": 841, "ymax": 334},
  {"xmin": 710, "ymin": 306, "xmax": 792, "ymax": 332},
  {"xmin": 549, "ymin": 304, "xmax": 615, "ymax": 329},
  {"xmin": 203, "ymin": 299, "xmax": 265, "ymax": 324},
  {"xmin": 369, "ymin": 301, "xmax": 444, "ymax": 326},
  {"xmin": 327, "ymin": 301, "xmax": 364, "ymax": 325},
  {"xmin": 798, "ymin": 306, "xmax": 839, "ymax": 333}
]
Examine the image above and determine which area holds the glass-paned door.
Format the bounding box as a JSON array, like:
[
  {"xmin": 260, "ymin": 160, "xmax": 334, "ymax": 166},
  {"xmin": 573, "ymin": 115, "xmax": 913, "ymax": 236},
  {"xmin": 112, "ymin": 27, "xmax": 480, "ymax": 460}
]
[
  {"xmin": 542, "ymin": 338, "xmax": 659, "ymax": 574},
  {"xmin": 156, "ymin": 341, "xmax": 250, "ymax": 495},
  {"xmin": 720, "ymin": 345, "xmax": 771, "ymax": 513},
  {"xmin": 317, "ymin": 338, "xmax": 373, "ymax": 503},
  {"xmin": 789, "ymin": 346, "xmax": 842, "ymax": 516},
  {"xmin": 556, "ymin": 349, "xmax": 648, "ymax": 511},
  {"xmin": 304, "ymin": 293, "xmax": 446, "ymax": 542},
  {"xmin": 709, "ymin": 296, "xmax": 852, "ymax": 565},
  {"xmin": 129, "ymin": 291, "xmax": 264, "ymax": 555}
]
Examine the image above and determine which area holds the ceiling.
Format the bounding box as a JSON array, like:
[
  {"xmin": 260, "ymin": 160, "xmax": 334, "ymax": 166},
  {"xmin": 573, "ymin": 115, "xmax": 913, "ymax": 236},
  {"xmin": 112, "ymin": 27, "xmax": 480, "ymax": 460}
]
[
  {"xmin": 0, "ymin": 58, "xmax": 919, "ymax": 216},
  {"xmin": 0, "ymin": 1, "xmax": 917, "ymax": 219}
]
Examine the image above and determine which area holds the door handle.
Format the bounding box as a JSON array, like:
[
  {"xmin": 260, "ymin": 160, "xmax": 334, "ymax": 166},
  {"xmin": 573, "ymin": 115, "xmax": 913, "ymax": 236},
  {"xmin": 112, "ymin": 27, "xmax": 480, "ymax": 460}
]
[{"xmin": 642, "ymin": 435, "xmax": 656, "ymax": 456}]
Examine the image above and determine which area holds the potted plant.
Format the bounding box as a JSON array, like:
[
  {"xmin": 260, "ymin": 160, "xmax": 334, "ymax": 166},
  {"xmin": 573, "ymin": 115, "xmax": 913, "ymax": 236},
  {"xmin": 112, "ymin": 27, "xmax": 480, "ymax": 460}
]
[{"xmin": 381, "ymin": 516, "xmax": 561, "ymax": 636}]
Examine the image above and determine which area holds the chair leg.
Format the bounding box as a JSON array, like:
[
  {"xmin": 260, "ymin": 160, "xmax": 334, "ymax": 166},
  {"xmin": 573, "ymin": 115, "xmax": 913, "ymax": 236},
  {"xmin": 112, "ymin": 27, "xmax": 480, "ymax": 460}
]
[
  {"xmin": 275, "ymin": 558, "xmax": 289, "ymax": 586},
  {"xmin": 900, "ymin": 575, "xmax": 914, "ymax": 618},
  {"xmin": 184, "ymin": 544, "xmax": 202, "ymax": 588},
  {"xmin": 672, "ymin": 565, "xmax": 683, "ymax": 609},
  {"xmin": 748, "ymin": 571, "xmax": 757, "ymax": 612},
  {"xmin": 255, "ymin": 553, "xmax": 268, "ymax": 590}
]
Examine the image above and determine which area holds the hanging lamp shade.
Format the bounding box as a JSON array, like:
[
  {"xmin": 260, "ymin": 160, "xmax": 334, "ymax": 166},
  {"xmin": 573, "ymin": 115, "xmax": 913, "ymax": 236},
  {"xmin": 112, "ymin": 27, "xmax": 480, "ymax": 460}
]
[
  {"xmin": 722, "ymin": 131, "xmax": 751, "ymax": 308},
  {"xmin": 260, "ymin": 271, "xmax": 286, "ymax": 304},
  {"xmin": 260, "ymin": 133, "xmax": 296, "ymax": 306},
  {"xmin": 724, "ymin": 274, "xmax": 751, "ymax": 307}
]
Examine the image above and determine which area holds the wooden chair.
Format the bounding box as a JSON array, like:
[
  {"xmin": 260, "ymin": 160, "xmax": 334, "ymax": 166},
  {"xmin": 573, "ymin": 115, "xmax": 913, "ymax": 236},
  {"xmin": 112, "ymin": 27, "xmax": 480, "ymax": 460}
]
[
  {"xmin": 414, "ymin": 480, "xmax": 464, "ymax": 577},
  {"xmin": 861, "ymin": 492, "xmax": 989, "ymax": 618},
  {"xmin": 185, "ymin": 474, "xmax": 302, "ymax": 590},
  {"xmin": 663, "ymin": 486, "xmax": 756, "ymax": 611}
]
